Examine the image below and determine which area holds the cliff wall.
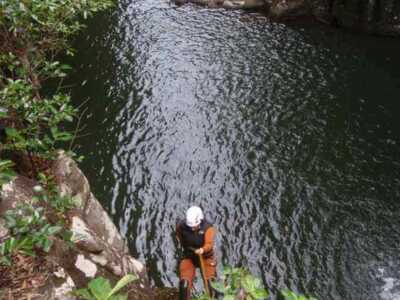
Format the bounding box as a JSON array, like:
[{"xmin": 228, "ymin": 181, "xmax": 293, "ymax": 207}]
[
  {"xmin": 270, "ymin": 0, "xmax": 400, "ymax": 36},
  {"xmin": 0, "ymin": 152, "xmax": 152, "ymax": 300}
]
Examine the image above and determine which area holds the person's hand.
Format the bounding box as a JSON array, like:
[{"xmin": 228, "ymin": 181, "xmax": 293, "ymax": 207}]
[{"xmin": 195, "ymin": 248, "xmax": 204, "ymax": 255}]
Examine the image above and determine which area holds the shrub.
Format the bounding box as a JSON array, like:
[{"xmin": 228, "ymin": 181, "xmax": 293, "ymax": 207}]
[
  {"xmin": 0, "ymin": 0, "xmax": 114, "ymax": 57},
  {"xmin": 0, "ymin": 0, "xmax": 114, "ymax": 177},
  {"xmin": 0, "ymin": 202, "xmax": 62, "ymax": 265},
  {"xmin": 194, "ymin": 267, "xmax": 268, "ymax": 300},
  {"xmin": 194, "ymin": 266, "xmax": 317, "ymax": 300},
  {"xmin": 35, "ymin": 172, "xmax": 79, "ymax": 213},
  {"xmin": 1, "ymin": 78, "xmax": 76, "ymax": 160}
]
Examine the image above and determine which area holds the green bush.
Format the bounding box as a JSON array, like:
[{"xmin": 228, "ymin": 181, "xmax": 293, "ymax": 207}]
[
  {"xmin": 194, "ymin": 266, "xmax": 317, "ymax": 300},
  {"xmin": 0, "ymin": 0, "xmax": 114, "ymax": 283},
  {"xmin": 35, "ymin": 172, "xmax": 79, "ymax": 213},
  {"xmin": 1, "ymin": 78, "xmax": 76, "ymax": 160},
  {"xmin": 0, "ymin": 0, "xmax": 113, "ymax": 274},
  {"xmin": 194, "ymin": 267, "xmax": 268, "ymax": 300},
  {"xmin": 0, "ymin": 202, "xmax": 62, "ymax": 265},
  {"xmin": 0, "ymin": 0, "xmax": 114, "ymax": 56},
  {"xmin": 0, "ymin": 0, "xmax": 114, "ymax": 176}
]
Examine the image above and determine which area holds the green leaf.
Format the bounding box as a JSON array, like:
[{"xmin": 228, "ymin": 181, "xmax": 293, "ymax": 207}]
[
  {"xmin": 222, "ymin": 295, "xmax": 235, "ymax": 300},
  {"xmin": 0, "ymin": 243, "xmax": 6, "ymax": 256},
  {"xmin": 1, "ymin": 238, "xmax": 16, "ymax": 255},
  {"xmin": 17, "ymin": 237, "xmax": 35, "ymax": 255},
  {"xmin": 60, "ymin": 64, "xmax": 72, "ymax": 71},
  {"xmin": 8, "ymin": 238, "xmax": 17, "ymax": 252},
  {"xmin": 281, "ymin": 290, "xmax": 298, "ymax": 300},
  {"xmin": 65, "ymin": 115, "xmax": 74, "ymax": 122},
  {"xmin": 72, "ymin": 288, "xmax": 95, "ymax": 300},
  {"xmin": 223, "ymin": 266, "xmax": 232, "ymax": 275},
  {"xmin": 250, "ymin": 288, "xmax": 269, "ymax": 299},
  {"xmin": 19, "ymin": 248, "xmax": 36, "ymax": 257},
  {"xmin": 210, "ymin": 281, "xmax": 227, "ymax": 293},
  {"xmin": 107, "ymin": 274, "xmax": 137, "ymax": 298},
  {"xmin": 0, "ymin": 160, "xmax": 13, "ymax": 168},
  {"xmin": 50, "ymin": 125, "xmax": 72, "ymax": 141},
  {"xmin": 88, "ymin": 277, "xmax": 112, "ymax": 300},
  {"xmin": 4, "ymin": 214, "xmax": 16, "ymax": 228},
  {"xmin": 0, "ymin": 256, "xmax": 12, "ymax": 266},
  {"xmin": 5, "ymin": 128, "xmax": 21, "ymax": 139},
  {"xmin": 242, "ymin": 274, "xmax": 259, "ymax": 292},
  {"xmin": 41, "ymin": 238, "xmax": 53, "ymax": 252},
  {"xmin": 51, "ymin": 126, "xmax": 58, "ymax": 138},
  {"xmin": 48, "ymin": 225, "xmax": 62, "ymax": 235}
]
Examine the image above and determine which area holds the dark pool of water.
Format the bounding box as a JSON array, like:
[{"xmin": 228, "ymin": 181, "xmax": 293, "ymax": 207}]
[{"xmin": 68, "ymin": 1, "xmax": 400, "ymax": 299}]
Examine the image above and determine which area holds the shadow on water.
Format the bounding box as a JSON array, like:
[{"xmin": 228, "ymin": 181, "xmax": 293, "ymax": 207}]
[{"xmin": 67, "ymin": 0, "xmax": 400, "ymax": 299}]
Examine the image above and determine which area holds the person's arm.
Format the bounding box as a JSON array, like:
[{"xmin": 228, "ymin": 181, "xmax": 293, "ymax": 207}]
[{"xmin": 201, "ymin": 226, "xmax": 215, "ymax": 253}]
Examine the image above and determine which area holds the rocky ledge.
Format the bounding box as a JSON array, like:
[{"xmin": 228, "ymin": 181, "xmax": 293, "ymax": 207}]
[
  {"xmin": 0, "ymin": 152, "xmax": 152, "ymax": 299},
  {"xmin": 174, "ymin": 0, "xmax": 265, "ymax": 10},
  {"xmin": 271, "ymin": 0, "xmax": 400, "ymax": 36},
  {"xmin": 173, "ymin": 0, "xmax": 400, "ymax": 36}
]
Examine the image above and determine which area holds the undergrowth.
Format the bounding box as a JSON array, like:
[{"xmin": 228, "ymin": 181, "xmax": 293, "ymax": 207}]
[{"xmin": 0, "ymin": 0, "xmax": 113, "ymax": 298}]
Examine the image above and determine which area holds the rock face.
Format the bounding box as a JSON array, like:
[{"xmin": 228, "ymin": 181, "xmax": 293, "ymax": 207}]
[
  {"xmin": 269, "ymin": 0, "xmax": 310, "ymax": 19},
  {"xmin": 174, "ymin": 0, "xmax": 266, "ymax": 10},
  {"xmin": 270, "ymin": 0, "xmax": 400, "ymax": 36},
  {"xmin": 269, "ymin": 0, "xmax": 310, "ymax": 20},
  {"xmin": 0, "ymin": 151, "xmax": 152, "ymax": 300},
  {"xmin": 172, "ymin": 0, "xmax": 400, "ymax": 36},
  {"xmin": 317, "ymin": 0, "xmax": 400, "ymax": 36}
]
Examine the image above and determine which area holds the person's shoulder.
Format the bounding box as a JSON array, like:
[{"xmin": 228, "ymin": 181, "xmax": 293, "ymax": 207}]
[{"xmin": 176, "ymin": 219, "xmax": 185, "ymax": 230}]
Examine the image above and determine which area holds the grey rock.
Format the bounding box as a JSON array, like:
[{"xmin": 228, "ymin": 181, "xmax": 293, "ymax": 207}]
[
  {"xmin": 269, "ymin": 0, "xmax": 310, "ymax": 19},
  {"xmin": 307, "ymin": 0, "xmax": 400, "ymax": 36}
]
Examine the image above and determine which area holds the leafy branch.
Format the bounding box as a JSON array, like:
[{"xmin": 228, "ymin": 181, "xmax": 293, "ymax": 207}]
[{"xmin": 194, "ymin": 266, "xmax": 317, "ymax": 300}]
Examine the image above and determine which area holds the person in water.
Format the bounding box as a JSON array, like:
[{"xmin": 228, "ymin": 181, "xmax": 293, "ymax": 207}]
[{"xmin": 176, "ymin": 206, "xmax": 217, "ymax": 300}]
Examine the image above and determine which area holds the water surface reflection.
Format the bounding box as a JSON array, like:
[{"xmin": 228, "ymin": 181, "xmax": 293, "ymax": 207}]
[{"xmin": 70, "ymin": 1, "xmax": 400, "ymax": 299}]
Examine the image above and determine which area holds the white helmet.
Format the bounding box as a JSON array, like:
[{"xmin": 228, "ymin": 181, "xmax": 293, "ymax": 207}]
[{"xmin": 185, "ymin": 206, "xmax": 204, "ymax": 227}]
